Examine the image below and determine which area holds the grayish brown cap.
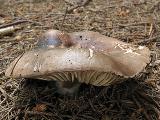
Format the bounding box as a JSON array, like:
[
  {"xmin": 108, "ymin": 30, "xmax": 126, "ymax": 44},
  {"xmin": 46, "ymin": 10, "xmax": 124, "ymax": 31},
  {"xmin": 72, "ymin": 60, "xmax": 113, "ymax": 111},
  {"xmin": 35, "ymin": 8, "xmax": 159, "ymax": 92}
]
[
  {"xmin": 60, "ymin": 31, "xmax": 151, "ymax": 77},
  {"xmin": 37, "ymin": 30, "xmax": 62, "ymax": 48},
  {"xmin": 5, "ymin": 30, "xmax": 151, "ymax": 86}
]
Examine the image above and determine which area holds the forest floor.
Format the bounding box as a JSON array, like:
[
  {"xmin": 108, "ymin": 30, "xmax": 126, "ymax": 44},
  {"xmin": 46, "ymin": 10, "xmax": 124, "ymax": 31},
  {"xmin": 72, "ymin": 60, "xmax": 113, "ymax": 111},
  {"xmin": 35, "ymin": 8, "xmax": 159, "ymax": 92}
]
[{"xmin": 0, "ymin": 0, "xmax": 160, "ymax": 120}]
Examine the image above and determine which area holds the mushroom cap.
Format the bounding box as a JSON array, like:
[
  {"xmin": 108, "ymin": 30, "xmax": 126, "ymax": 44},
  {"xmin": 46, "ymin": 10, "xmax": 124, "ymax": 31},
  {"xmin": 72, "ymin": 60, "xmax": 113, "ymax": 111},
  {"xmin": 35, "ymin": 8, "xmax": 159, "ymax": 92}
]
[
  {"xmin": 60, "ymin": 31, "xmax": 151, "ymax": 77},
  {"xmin": 5, "ymin": 30, "xmax": 151, "ymax": 86},
  {"xmin": 5, "ymin": 48, "xmax": 123, "ymax": 86},
  {"xmin": 37, "ymin": 30, "xmax": 62, "ymax": 48}
]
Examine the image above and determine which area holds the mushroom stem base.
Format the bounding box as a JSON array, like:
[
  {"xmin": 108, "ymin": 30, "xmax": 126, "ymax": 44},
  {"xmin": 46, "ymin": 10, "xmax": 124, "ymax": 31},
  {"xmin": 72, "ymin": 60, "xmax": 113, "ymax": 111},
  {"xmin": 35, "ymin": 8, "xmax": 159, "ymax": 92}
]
[{"xmin": 55, "ymin": 80, "xmax": 81, "ymax": 96}]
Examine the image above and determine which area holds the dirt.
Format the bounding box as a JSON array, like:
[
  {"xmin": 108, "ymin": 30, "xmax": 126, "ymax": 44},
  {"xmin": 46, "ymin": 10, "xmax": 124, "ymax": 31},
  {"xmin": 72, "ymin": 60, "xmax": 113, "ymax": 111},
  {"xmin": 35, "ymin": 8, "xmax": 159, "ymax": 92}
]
[{"xmin": 0, "ymin": 0, "xmax": 160, "ymax": 120}]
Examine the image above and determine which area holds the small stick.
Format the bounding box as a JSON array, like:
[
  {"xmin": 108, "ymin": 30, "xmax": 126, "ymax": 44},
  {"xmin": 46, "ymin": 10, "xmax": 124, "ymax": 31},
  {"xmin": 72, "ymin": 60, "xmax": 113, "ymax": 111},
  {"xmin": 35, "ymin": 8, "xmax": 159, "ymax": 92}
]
[
  {"xmin": 0, "ymin": 19, "xmax": 41, "ymax": 29},
  {"xmin": 25, "ymin": 111, "xmax": 55, "ymax": 117},
  {"xmin": 67, "ymin": 0, "xmax": 91, "ymax": 13},
  {"xmin": 150, "ymin": 1, "xmax": 160, "ymax": 12},
  {"xmin": 60, "ymin": 7, "xmax": 68, "ymax": 30},
  {"xmin": 0, "ymin": 26, "xmax": 21, "ymax": 37},
  {"xmin": 118, "ymin": 22, "xmax": 150, "ymax": 27},
  {"xmin": 136, "ymin": 35, "xmax": 160, "ymax": 44},
  {"xmin": 0, "ymin": 86, "xmax": 14, "ymax": 100},
  {"xmin": 64, "ymin": 0, "xmax": 75, "ymax": 6},
  {"xmin": 148, "ymin": 23, "xmax": 153, "ymax": 36},
  {"xmin": 67, "ymin": 5, "xmax": 79, "ymax": 13}
]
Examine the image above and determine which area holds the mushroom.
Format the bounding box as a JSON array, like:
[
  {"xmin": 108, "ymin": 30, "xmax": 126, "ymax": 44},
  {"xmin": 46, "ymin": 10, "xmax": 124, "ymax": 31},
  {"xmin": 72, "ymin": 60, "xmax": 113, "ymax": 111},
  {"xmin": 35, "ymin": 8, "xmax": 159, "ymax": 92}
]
[
  {"xmin": 37, "ymin": 29, "xmax": 62, "ymax": 48},
  {"xmin": 5, "ymin": 30, "xmax": 150, "ymax": 95},
  {"xmin": 58, "ymin": 31, "xmax": 151, "ymax": 77}
]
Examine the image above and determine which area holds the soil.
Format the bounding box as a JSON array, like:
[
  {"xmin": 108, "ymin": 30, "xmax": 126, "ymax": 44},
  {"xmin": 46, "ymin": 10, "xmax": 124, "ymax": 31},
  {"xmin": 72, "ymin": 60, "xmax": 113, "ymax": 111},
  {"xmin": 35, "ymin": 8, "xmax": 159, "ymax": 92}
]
[{"xmin": 0, "ymin": 0, "xmax": 160, "ymax": 120}]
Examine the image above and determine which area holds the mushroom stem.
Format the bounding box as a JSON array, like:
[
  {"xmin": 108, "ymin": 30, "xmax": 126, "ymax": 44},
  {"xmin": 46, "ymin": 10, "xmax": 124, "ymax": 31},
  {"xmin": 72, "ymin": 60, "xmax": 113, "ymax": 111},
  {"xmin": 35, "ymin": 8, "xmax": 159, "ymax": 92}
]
[{"xmin": 55, "ymin": 80, "xmax": 81, "ymax": 96}]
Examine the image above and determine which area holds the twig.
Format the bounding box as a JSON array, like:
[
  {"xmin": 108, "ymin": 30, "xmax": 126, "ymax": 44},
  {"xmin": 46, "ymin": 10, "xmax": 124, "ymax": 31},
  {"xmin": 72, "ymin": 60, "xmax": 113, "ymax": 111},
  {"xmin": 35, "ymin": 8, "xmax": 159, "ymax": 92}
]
[
  {"xmin": 0, "ymin": 26, "xmax": 21, "ymax": 37},
  {"xmin": 136, "ymin": 35, "xmax": 160, "ymax": 44},
  {"xmin": 60, "ymin": 7, "xmax": 68, "ymax": 30},
  {"xmin": 67, "ymin": 5, "xmax": 80, "ymax": 13},
  {"xmin": 105, "ymin": 21, "xmax": 160, "ymax": 29},
  {"xmin": 0, "ymin": 19, "xmax": 42, "ymax": 29},
  {"xmin": 0, "ymin": 38, "xmax": 19, "ymax": 42},
  {"xmin": 148, "ymin": 23, "xmax": 153, "ymax": 36},
  {"xmin": 133, "ymin": 94, "xmax": 152, "ymax": 120},
  {"xmin": 0, "ymin": 86, "xmax": 14, "ymax": 100},
  {"xmin": 150, "ymin": 1, "xmax": 160, "ymax": 12},
  {"xmin": 64, "ymin": 0, "xmax": 75, "ymax": 6},
  {"xmin": 0, "ymin": 107, "xmax": 14, "ymax": 120},
  {"xmin": 67, "ymin": 0, "xmax": 91, "ymax": 13},
  {"xmin": 118, "ymin": 22, "xmax": 151, "ymax": 27},
  {"xmin": 10, "ymin": 53, "xmax": 25, "ymax": 76},
  {"xmin": 25, "ymin": 111, "xmax": 55, "ymax": 117}
]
